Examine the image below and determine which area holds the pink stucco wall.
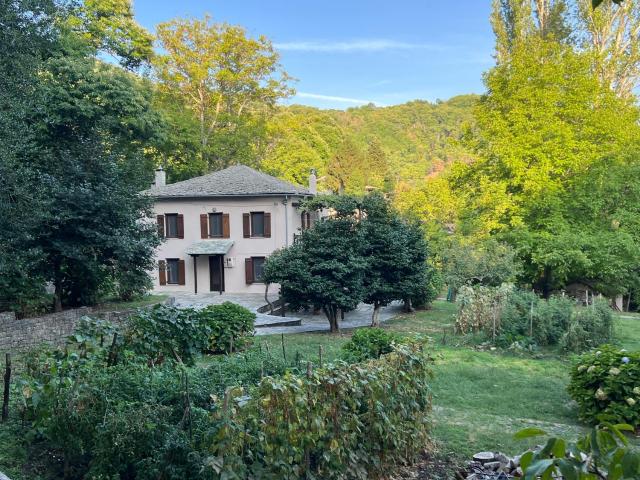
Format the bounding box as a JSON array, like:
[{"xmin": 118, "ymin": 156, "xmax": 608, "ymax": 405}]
[{"xmin": 152, "ymin": 195, "xmax": 305, "ymax": 294}]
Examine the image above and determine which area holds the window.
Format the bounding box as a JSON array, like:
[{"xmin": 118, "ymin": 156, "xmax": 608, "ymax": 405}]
[
  {"xmin": 166, "ymin": 258, "xmax": 180, "ymax": 284},
  {"xmin": 252, "ymin": 257, "xmax": 265, "ymax": 282},
  {"xmin": 251, "ymin": 212, "xmax": 265, "ymax": 237},
  {"xmin": 209, "ymin": 213, "xmax": 223, "ymax": 237},
  {"xmin": 165, "ymin": 214, "xmax": 178, "ymax": 238}
]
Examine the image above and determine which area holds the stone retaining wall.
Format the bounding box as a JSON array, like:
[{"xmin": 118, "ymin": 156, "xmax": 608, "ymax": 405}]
[{"xmin": 0, "ymin": 305, "xmax": 159, "ymax": 354}]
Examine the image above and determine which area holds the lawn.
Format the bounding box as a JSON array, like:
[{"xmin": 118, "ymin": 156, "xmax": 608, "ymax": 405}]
[
  {"xmin": 256, "ymin": 301, "xmax": 640, "ymax": 461},
  {"xmin": 92, "ymin": 293, "xmax": 168, "ymax": 312}
]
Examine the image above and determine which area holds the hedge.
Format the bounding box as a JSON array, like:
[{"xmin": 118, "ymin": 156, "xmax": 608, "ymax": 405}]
[{"xmin": 207, "ymin": 342, "xmax": 434, "ymax": 479}]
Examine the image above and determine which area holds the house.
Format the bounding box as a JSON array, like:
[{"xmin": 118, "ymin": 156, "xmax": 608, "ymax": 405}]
[{"xmin": 146, "ymin": 165, "xmax": 316, "ymax": 294}]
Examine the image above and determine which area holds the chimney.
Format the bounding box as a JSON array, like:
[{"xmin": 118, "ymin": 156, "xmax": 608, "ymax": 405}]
[
  {"xmin": 155, "ymin": 167, "xmax": 166, "ymax": 187},
  {"xmin": 309, "ymin": 168, "xmax": 317, "ymax": 195}
]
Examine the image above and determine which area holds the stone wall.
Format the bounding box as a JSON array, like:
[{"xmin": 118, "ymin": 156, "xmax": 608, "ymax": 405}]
[{"xmin": 0, "ymin": 306, "xmax": 156, "ymax": 354}]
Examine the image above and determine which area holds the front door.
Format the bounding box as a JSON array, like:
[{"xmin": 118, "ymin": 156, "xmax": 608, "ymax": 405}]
[{"xmin": 209, "ymin": 255, "xmax": 225, "ymax": 293}]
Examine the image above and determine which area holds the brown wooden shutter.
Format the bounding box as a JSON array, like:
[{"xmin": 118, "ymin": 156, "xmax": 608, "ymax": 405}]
[
  {"xmin": 157, "ymin": 215, "xmax": 165, "ymax": 238},
  {"xmin": 264, "ymin": 212, "xmax": 271, "ymax": 238},
  {"xmin": 200, "ymin": 214, "xmax": 208, "ymax": 239},
  {"xmin": 177, "ymin": 214, "xmax": 184, "ymax": 239},
  {"xmin": 245, "ymin": 257, "xmax": 254, "ymax": 284},
  {"xmin": 178, "ymin": 259, "xmax": 186, "ymax": 285},
  {"xmin": 222, "ymin": 213, "xmax": 230, "ymax": 238},
  {"xmin": 158, "ymin": 260, "xmax": 167, "ymax": 285},
  {"xmin": 243, "ymin": 213, "xmax": 250, "ymax": 238}
]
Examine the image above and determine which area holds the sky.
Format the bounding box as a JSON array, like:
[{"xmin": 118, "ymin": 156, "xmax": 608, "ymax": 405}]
[{"xmin": 133, "ymin": 0, "xmax": 496, "ymax": 110}]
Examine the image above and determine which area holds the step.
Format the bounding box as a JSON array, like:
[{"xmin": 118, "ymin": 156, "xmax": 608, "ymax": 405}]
[{"xmin": 255, "ymin": 314, "xmax": 302, "ymax": 328}]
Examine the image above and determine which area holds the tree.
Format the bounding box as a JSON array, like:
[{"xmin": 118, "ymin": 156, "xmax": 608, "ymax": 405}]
[
  {"xmin": 326, "ymin": 137, "xmax": 367, "ymax": 193},
  {"xmin": 0, "ymin": 0, "xmax": 57, "ymax": 314},
  {"xmin": 441, "ymin": 239, "xmax": 521, "ymax": 299},
  {"xmin": 359, "ymin": 193, "xmax": 437, "ymax": 325},
  {"xmin": 153, "ymin": 16, "xmax": 293, "ymax": 172},
  {"xmin": 455, "ymin": 27, "xmax": 640, "ymax": 297},
  {"xmin": 70, "ymin": 0, "xmax": 154, "ymax": 69},
  {"xmin": 263, "ymin": 215, "xmax": 366, "ymax": 332},
  {"xmin": 1, "ymin": 0, "xmax": 162, "ymax": 313},
  {"xmin": 577, "ymin": 0, "xmax": 640, "ymax": 97}
]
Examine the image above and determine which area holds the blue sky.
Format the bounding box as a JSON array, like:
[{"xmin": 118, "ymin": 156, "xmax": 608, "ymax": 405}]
[{"xmin": 133, "ymin": 0, "xmax": 495, "ymax": 109}]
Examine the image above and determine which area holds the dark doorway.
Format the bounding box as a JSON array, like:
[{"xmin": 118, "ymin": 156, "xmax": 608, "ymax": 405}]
[{"xmin": 209, "ymin": 255, "xmax": 225, "ymax": 293}]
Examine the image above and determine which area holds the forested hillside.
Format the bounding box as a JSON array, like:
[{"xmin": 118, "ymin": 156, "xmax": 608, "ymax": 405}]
[{"xmin": 261, "ymin": 95, "xmax": 478, "ymax": 191}]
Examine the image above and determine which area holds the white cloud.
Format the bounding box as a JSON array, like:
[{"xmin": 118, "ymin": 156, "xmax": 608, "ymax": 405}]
[
  {"xmin": 274, "ymin": 39, "xmax": 446, "ymax": 53},
  {"xmin": 295, "ymin": 92, "xmax": 386, "ymax": 107}
]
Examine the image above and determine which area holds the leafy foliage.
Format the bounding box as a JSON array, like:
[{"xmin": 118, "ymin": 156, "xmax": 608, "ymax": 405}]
[
  {"xmin": 456, "ymin": 286, "xmax": 614, "ymax": 351},
  {"xmin": 441, "ymin": 239, "xmax": 521, "ymax": 296},
  {"xmin": 206, "ymin": 342, "xmax": 434, "ymax": 480},
  {"xmin": 340, "ymin": 327, "xmax": 402, "ymax": 362},
  {"xmin": 264, "ymin": 193, "xmax": 438, "ymax": 330},
  {"xmin": 200, "ymin": 302, "xmax": 256, "ymax": 353},
  {"xmin": 153, "ymin": 15, "xmax": 292, "ymax": 175},
  {"xmin": 263, "ymin": 206, "xmax": 367, "ymax": 332},
  {"xmin": 568, "ymin": 345, "xmax": 640, "ymax": 427},
  {"xmin": 126, "ymin": 305, "xmax": 213, "ymax": 365},
  {"xmin": 514, "ymin": 423, "xmax": 640, "ymax": 479}
]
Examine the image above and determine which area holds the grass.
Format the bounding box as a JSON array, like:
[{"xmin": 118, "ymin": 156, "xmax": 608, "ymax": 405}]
[
  {"xmin": 93, "ymin": 293, "xmax": 168, "ymax": 312},
  {"xmin": 256, "ymin": 301, "xmax": 640, "ymax": 460}
]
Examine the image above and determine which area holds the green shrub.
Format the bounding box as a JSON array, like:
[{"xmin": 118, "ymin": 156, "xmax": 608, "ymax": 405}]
[
  {"xmin": 568, "ymin": 345, "xmax": 640, "ymax": 427},
  {"xmin": 208, "ymin": 342, "xmax": 434, "ymax": 480},
  {"xmin": 561, "ymin": 300, "xmax": 614, "ymax": 353},
  {"xmin": 456, "ymin": 287, "xmax": 613, "ymax": 352},
  {"xmin": 125, "ymin": 305, "xmax": 212, "ymax": 365},
  {"xmin": 198, "ymin": 302, "xmax": 256, "ymax": 353},
  {"xmin": 499, "ymin": 291, "xmax": 574, "ymax": 347},
  {"xmin": 341, "ymin": 327, "xmax": 401, "ymax": 362},
  {"xmin": 514, "ymin": 423, "xmax": 640, "ymax": 479},
  {"xmin": 18, "ymin": 331, "xmax": 290, "ymax": 479}
]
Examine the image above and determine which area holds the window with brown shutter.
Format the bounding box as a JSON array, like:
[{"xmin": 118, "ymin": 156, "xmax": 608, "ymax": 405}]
[
  {"xmin": 200, "ymin": 214, "xmax": 208, "ymax": 239},
  {"xmin": 177, "ymin": 214, "xmax": 184, "ymax": 239},
  {"xmin": 165, "ymin": 214, "xmax": 179, "ymax": 238},
  {"xmin": 158, "ymin": 260, "xmax": 167, "ymax": 285},
  {"xmin": 166, "ymin": 259, "xmax": 179, "ymax": 284},
  {"xmin": 178, "ymin": 259, "xmax": 186, "ymax": 285},
  {"xmin": 263, "ymin": 213, "xmax": 271, "ymax": 238},
  {"xmin": 157, "ymin": 215, "xmax": 165, "ymax": 238},
  {"xmin": 209, "ymin": 213, "xmax": 223, "ymax": 237},
  {"xmin": 245, "ymin": 257, "xmax": 253, "ymax": 284},
  {"xmin": 243, "ymin": 213, "xmax": 250, "ymax": 238},
  {"xmin": 222, "ymin": 213, "xmax": 230, "ymax": 238}
]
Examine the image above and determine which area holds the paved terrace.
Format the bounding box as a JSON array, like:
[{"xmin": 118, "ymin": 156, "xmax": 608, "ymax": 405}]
[{"xmin": 162, "ymin": 291, "xmax": 402, "ymax": 334}]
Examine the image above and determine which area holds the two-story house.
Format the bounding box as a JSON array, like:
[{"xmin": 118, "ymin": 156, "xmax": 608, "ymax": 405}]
[{"xmin": 147, "ymin": 165, "xmax": 315, "ymax": 294}]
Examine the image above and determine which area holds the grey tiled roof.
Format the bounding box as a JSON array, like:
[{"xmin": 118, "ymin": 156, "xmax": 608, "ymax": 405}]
[
  {"xmin": 146, "ymin": 165, "xmax": 311, "ymax": 198},
  {"xmin": 184, "ymin": 240, "xmax": 234, "ymax": 255}
]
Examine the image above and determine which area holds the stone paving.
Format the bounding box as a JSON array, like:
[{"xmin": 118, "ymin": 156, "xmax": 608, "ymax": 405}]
[{"xmin": 161, "ymin": 291, "xmax": 402, "ymax": 334}]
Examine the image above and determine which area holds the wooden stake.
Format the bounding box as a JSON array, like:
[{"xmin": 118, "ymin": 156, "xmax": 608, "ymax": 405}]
[
  {"xmin": 2, "ymin": 353, "xmax": 10, "ymax": 422},
  {"xmin": 306, "ymin": 361, "xmax": 312, "ymax": 378},
  {"xmin": 281, "ymin": 333, "xmax": 286, "ymax": 361},
  {"xmin": 318, "ymin": 345, "xmax": 323, "ymax": 368}
]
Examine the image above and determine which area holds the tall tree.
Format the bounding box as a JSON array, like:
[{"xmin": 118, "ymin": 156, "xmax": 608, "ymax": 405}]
[
  {"xmin": 458, "ymin": 34, "xmax": 640, "ymax": 295},
  {"xmin": 1, "ymin": 0, "xmax": 161, "ymax": 313},
  {"xmin": 70, "ymin": 0, "xmax": 154, "ymax": 69},
  {"xmin": 153, "ymin": 16, "xmax": 293, "ymax": 172},
  {"xmin": 0, "ymin": 0, "xmax": 57, "ymax": 313},
  {"xmin": 263, "ymin": 207, "xmax": 367, "ymax": 333},
  {"xmin": 577, "ymin": 0, "xmax": 640, "ymax": 97}
]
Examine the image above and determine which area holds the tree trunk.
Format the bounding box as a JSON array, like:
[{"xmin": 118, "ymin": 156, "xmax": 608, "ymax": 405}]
[
  {"xmin": 371, "ymin": 302, "xmax": 382, "ymax": 327},
  {"xmin": 264, "ymin": 283, "xmax": 274, "ymax": 315},
  {"xmin": 54, "ymin": 279, "xmax": 62, "ymax": 312},
  {"xmin": 323, "ymin": 305, "xmax": 339, "ymax": 333},
  {"xmin": 403, "ymin": 298, "xmax": 414, "ymax": 313}
]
